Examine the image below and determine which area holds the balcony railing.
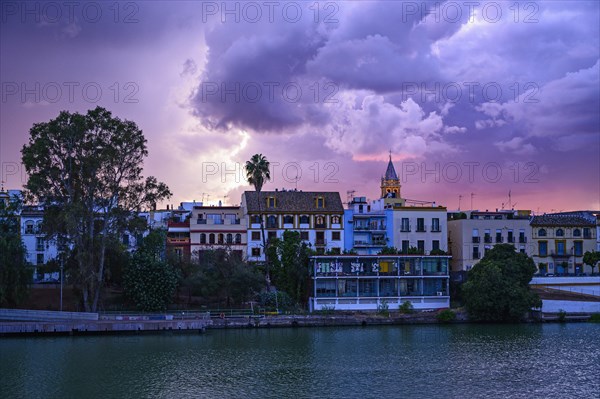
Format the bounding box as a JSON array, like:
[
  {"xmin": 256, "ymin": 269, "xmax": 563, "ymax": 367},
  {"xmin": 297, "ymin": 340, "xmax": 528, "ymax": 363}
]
[
  {"xmin": 400, "ymin": 225, "xmax": 411, "ymax": 232},
  {"xmin": 473, "ymin": 252, "xmax": 481, "ymax": 259},
  {"xmin": 519, "ymin": 237, "xmax": 527, "ymax": 243},
  {"xmin": 495, "ymin": 236, "xmax": 503, "ymax": 243},
  {"xmin": 484, "ymin": 236, "xmax": 492, "ymax": 243},
  {"xmin": 416, "ymin": 225, "xmax": 426, "ymax": 232},
  {"xmin": 315, "ymin": 238, "xmax": 327, "ymax": 246},
  {"xmin": 430, "ymin": 226, "xmax": 441, "ymax": 232},
  {"xmin": 472, "ymin": 237, "xmax": 480, "ymax": 243},
  {"xmin": 507, "ymin": 236, "xmax": 515, "ymax": 243}
]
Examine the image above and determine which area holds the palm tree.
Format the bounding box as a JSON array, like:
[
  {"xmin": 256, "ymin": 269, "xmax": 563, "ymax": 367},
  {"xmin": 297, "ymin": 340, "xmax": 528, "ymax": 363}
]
[{"xmin": 245, "ymin": 154, "xmax": 271, "ymax": 289}]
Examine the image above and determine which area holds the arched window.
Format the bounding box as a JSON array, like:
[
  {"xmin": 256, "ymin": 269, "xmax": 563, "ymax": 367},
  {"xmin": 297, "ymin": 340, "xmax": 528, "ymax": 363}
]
[
  {"xmin": 209, "ymin": 234, "xmax": 215, "ymax": 244},
  {"xmin": 556, "ymin": 228, "xmax": 564, "ymax": 237},
  {"xmin": 200, "ymin": 233, "xmax": 206, "ymax": 244},
  {"xmin": 235, "ymin": 234, "xmax": 241, "ymax": 244},
  {"xmin": 538, "ymin": 229, "xmax": 547, "ymax": 237},
  {"xmin": 267, "ymin": 215, "xmax": 277, "ymax": 228},
  {"xmin": 331, "ymin": 216, "xmax": 340, "ymax": 224},
  {"xmin": 299, "ymin": 215, "xmax": 309, "ymax": 224},
  {"xmin": 315, "ymin": 216, "xmax": 325, "ymax": 226},
  {"xmin": 573, "ymin": 228, "xmax": 581, "ymax": 237},
  {"xmin": 283, "ymin": 215, "xmax": 293, "ymax": 224},
  {"xmin": 226, "ymin": 234, "xmax": 233, "ymax": 244},
  {"xmin": 218, "ymin": 234, "xmax": 224, "ymax": 244},
  {"xmin": 25, "ymin": 221, "xmax": 34, "ymax": 235},
  {"xmin": 35, "ymin": 221, "xmax": 43, "ymax": 234}
]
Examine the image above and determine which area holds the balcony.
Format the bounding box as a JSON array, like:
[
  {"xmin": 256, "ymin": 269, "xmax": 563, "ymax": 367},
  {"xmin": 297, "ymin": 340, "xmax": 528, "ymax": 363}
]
[
  {"xmin": 550, "ymin": 250, "xmax": 572, "ymax": 258},
  {"xmin": 315, "ymin": 238, "xmax": 327, "ymax": 246},
  {"xmin": 197, "ymin": 219, "xmax": 207, "ymax": 224},
  {"xmin": 167, "ymin": 237, "xmax": 190, "ymax": 244},
  {"xmin": 484, "ymin": 236, "xmax": 492, "ymax": 243},
  {"xmin": 400, "ymin": 225, "xmax": 411, "ymax": 232},
  {"xmin": 416, "ymin": 226, "xmax": 426, "ymax": 232},
  {"xmin": 225, "ymin": 218, "xmax": 241, "ymax": 225},
  {"xmin": 507, "ymin": 236, "xmax": 515, "ymax": 243},
  {"xmin": 495, "ymin": 236, "xmax": 503, "ymax": 243},
  {"xmin": 519, "ymin": 237, "xmax": 527, "ymax": 243},
  {"xmin": 430, "ymin": 226, "xmax": 441, "ymax": 233},
  {"xmin": 472, "ymin": 252, "xmax": 480, "ymax": 259},
  {"xmin": 472, "ymin": 237, "xmax": 480, "ymax": 243}
]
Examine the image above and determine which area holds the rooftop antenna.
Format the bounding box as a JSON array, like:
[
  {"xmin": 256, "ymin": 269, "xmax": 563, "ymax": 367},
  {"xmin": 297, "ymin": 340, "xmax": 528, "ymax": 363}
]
[
  {"xmin": 470, "ymin": 193, "xmax": 475, "ymax": 210},
  {"xmin": 346, "ymin": 190, "xmax": 356, "ymax": 204},
  {"xmin": 458, "ymin": 194, "xmax": 463, "ymax": 211}
]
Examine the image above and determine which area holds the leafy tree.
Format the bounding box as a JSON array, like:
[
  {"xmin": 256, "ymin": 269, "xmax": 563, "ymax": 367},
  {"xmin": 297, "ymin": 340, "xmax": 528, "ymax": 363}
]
[
  {"xmin": 462, "ymin": 244, "xmax": 541, "ymax": 322},
  {"xmin": 583, "ymin": 251, "xmax": 600, "ymax": 275},
  {"xmin": 21, "ymin": 107, "xmax": 171, "ymax": 311},
  {"xmin": 193, "ymin": 249, "xmax": 264, "ymax": 307},
  {"xmin": 244, "ymin": 154, "xmax": 271, "ymax": 287},
  {"xmin": 123, "ymin": 230, "xmax": 179, "ymax": 311},
  {"xmin": 0, "ymin": 196, "xmax": 31, "ymax": 306},
  {"xmin": 430, "ymin": 249, "xmax": 448, "ymax": 255},
  {"xmin": 270, "ymin": 230, "xmax": 314, "ymax": 306},
  {"xmin": 378, "ymin": 246, "xmax": 399, "ymax": 255}
]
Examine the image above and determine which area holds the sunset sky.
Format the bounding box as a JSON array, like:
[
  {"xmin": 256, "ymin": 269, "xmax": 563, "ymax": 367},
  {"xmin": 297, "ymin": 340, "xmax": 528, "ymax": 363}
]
[{"xmin": 1, "ymin": 1, "xmax": 598, "ymax": 213}]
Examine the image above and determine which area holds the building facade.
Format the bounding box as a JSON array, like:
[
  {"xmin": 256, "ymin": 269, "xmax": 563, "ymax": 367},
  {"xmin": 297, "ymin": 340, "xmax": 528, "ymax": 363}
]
[
  {"xmin": 241, "ymin": 190, "xmax": 345, "ymax": 261},
  {"xmin": 309, "ymin": 254, "xmax": 450, "ymax": 311},
  {"xmin": 189, "ymin": 205, "xmax": 247, "ymax": 259},
  {"xmin": 531, "ymin": 212, "xmax": 597, "ymax": 275},
  {"xmin": 447, "ymin": 210, "xmax": 532, "ymax": 272}
]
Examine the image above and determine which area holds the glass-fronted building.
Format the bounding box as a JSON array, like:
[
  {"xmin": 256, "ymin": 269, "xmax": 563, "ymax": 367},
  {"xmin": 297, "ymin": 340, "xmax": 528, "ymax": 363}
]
[{"xmin": 309, "ymin": 255, "xmax": 450, "ymax": 311}]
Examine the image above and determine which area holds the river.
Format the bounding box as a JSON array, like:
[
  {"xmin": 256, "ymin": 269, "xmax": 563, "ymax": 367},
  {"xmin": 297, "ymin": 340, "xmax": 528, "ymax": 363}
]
[{"xmin": 1, "ymin": 323, "xmax": 598, "ymax": 398}]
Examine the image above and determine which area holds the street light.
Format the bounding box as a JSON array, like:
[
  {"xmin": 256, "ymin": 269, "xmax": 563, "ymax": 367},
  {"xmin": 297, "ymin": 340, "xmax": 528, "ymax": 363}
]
[{"xmin": 60, "ymin": 255, "xmax": 64, "ymax": 312}]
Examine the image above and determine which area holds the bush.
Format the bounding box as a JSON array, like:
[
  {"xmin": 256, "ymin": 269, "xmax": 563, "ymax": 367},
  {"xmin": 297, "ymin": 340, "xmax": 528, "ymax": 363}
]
[
  {"xmin": 259, "ymin": 291, "xmax": 294, "ymax": 312},
  {"xmin": 588, "ymin": 314, "xmax": 600, "ymax": 323},
  {"xmin": 377, "ymin": 300, "xmax": 390, "ymax": 317},
  {"xmin": 399, "ymin": 301, "xmax": 414, "ymax": 314},
  {"xmin": 436, "ymin": 309, "xmax": 456, "ymax": 323},
  {"xmin": 558, "ymin": 309, "xmax": 567, "ymax": 322}
]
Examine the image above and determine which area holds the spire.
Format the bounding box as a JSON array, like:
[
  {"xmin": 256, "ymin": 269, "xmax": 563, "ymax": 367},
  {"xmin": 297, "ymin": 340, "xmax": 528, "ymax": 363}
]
[{"xmin": 384, "ymin": 151, "xmax": 398, "ymax": 180}]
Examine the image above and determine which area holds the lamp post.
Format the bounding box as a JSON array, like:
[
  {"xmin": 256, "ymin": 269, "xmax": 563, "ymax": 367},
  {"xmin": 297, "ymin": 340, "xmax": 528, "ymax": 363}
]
[{"xmin": 60, "ymin": 255, "xmax": 64, "ymax": 312}]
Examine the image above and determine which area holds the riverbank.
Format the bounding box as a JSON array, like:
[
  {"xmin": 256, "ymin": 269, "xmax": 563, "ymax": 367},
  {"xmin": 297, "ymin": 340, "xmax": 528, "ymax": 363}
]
[{"xmin": 2, "ymin": 309, "xmax": 598, "ymax": 337}]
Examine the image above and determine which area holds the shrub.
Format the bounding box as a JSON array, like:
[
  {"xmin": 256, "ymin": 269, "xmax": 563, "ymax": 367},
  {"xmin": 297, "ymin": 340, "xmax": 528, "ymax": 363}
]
[
  {"xmin": 399, "ymin": 301, "xmax": 414, "ymax": 314},
  {"xmin": 377, "ymin": 300, "xmax": 390, "ymax": 317},
  {"xmin": 588, "ymin": 314, "xmax": 600, "ymax": 323},
  {"xmin": 436, "ymin": 309, "xmax": 456, "ymax": 323},
  {"xmin": 558, "ymin": 309, "xmax": 567, "ymax": 323}
]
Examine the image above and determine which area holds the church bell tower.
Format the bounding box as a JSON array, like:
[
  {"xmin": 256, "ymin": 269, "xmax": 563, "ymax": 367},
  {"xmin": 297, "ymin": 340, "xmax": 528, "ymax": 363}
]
[{"xmin": 380, "ymin": 152, "xmax": 401, "ymax": 199}]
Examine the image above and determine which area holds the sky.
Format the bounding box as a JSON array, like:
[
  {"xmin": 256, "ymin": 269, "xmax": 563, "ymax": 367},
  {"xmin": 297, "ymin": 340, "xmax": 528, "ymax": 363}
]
[{"xmin": 1, "ymin": 0, "xmax": 599, "ymax": 213}]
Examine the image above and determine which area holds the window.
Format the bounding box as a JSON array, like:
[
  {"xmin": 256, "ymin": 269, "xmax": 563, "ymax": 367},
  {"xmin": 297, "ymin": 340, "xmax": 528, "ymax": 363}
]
[
  {"xmin": 416, "ymin": 218, "xmax": 425, "ymax": 232},
  {"xmin": 209, "ymin": 234, "xmax": 215, "ymax": 244},
  {"xmin": 235, "ymin": 234, "xmax": 242, "ymax": 244},
  {"xmin": 538, "ymin": 228, "xmax": 547, "ymax": 237},
  {"xmin": 331, "ymin": 216, "xmax": 341, "ymax": 224},
  {"xmin": 36, "ymin": 237, "xmax": 45, "ymax": 252},
  {"xmin": 300, "ymin": 231, "xmax": 309, "ymax": 240},
  {"xmin": 315, "ymin": 216, "xmax": 325, "ymax": 228},
  {"xmin": 226, "ymin": 233, "xmax": 233, "ymax": 244},
  {"xmin": 251, "ymin": 247, "xmax": 261, "ymax": 257},
  {"xmin": 573, "ymin": 229, "xmax": 581, "ymax": 237},
  {"xmin": 35, "ymin": 221, "xmax": 43, "ymax": 234},
  {"xmin": 574, "ymin": 241, "xmax": 583, "ymax": 256},
  {"xmin": 507, "ymin": 230, "xmax": 514, "ymax": 243},
  {"xmin": 251, "ymin": 231, "xmax": 261, "ymax": 241},
  {"xmin": 207, "ymin": 214, "xmax": 223, "ymax": 224},
  {"xmin": 283, "ymin": 215, "xmax": 293, "ymax": 224},
  {"xmin": 473, "ymin": 246, "xmax": 480, "ymax": 259},
  {"xmin": 431, "ymin": 218, "xmax": 440, "ymax": 232},
  {"xmin": 251, "ymin": 215, "xmax": 261, "ymax": 224},
  {"xmin": 225, "ymin": 214, "xmax": 238, "ymax": 224},
  {"xmin": 401, "ymin": 240, "xmax": 409, "ymax": 254},
  {"xmin": 484, "ymin": 229, "xmax": 491, "ymax": 243},
  {"xmin": 556, "ymin": 241, "xmax": 566, "ymax": 255},
  {"xmin": 472, "ymin": 228, "xmax": 480, "ymax": 243},
  {"xmin": 267, "ymin": 197, "xmax": 276, "ymax": 208},
  {"xmin": 539, "ymin": 241, "xmax": 547, "ymax": 256},
  {"xmin": 25, "ymin": 221, "xmax": 34, "ymax": 235},
  {"xmin": 432, "ymin": 240, "xmax": 440, "ymax": 251},
  {"xmin": 556, "ymin": 229, "xmax": 564, "ymax": 237},
  {"xmin": 200, "ymin": 233, "xmax": 206, "ymax": 244},
  {"xmin": 583, "ymin": 228, "xmax": 591, "ymax": 238},
  {"xmin": 417, "ymin": 240, "xmax": 425, "ymax": 254},
  {"xmin": 495, "ymin": 229, "xmax": 503, "ymax": 243},
  {"xmin": 36, "ymin": 254, "xmax": 44, "ymax": 265},
  {"xmin": 332, "ymin": 231, "xmax": 341, "ymax": 241},
  {"xmin": 218, "ymin": 234, "xmax": 224, "ymax": 244},
  {"xmin": 316, "ymin": 197, "xmax": 324, "ymax": 208},
  {"xmin": 299, "ymin": 215, "xmax": 309, "ymax": 224},
  {"xmin": 401, "ymin": 218, "xmax": 410, "ymax": 232},
  {"xmin": 519, "ymin": 230, "xmax": 526, "ymax": 243},
  {"xmin": 267, "ymin": 215, "xmax": 277, "ymax": 228},
  {"xmin": 268, "ymin": 231, "xmax": 277, "ymax": 242}
]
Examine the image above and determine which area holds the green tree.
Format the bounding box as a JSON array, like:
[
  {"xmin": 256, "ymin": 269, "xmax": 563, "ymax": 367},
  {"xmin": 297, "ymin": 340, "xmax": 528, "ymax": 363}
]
[
  {"xmin": 0, "ymin": 196, "xmax": 31, "ymax": 306},
  {"xmin": 193, "ymin": 249, "xmax": 263, "ymax": 307},
  {"xmin": 123, "ymin": 230, "xmax": 178, "ymax": 311},
  {"xmin": 270, "ymin": 230, "xmax": 314, "ymax": 306},
  {"xmin": 244, "ymin": 154, "xmax": 271, "ymax": 287},
  {"xmin": 462, "ymin": 244, "xmax": 541, "ymax": 322},
  {"xmin": 21, "ymin": 107, "xmax": 171, "ymax": 311},
  {"xmin": 583, "ymin": 251, "xmax": 600, "ymax": 275}
]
